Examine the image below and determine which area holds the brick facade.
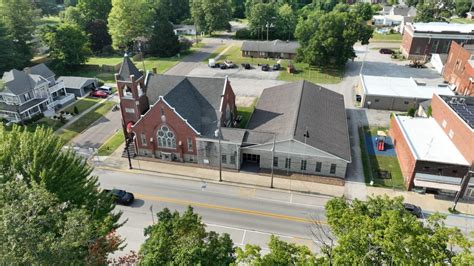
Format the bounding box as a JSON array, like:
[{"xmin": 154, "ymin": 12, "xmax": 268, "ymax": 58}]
[
  {"xmin": 443, "ymin": 42, "xmax": 474, "ymax": 96},
  {"xmin": 431, "ymin": 94, "xmax": 474, "ymax": 163}
]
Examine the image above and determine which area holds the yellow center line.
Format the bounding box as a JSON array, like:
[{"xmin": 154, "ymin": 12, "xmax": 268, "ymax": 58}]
[{"xmin": 135, "ymin": 193, "xmax": 325, "ymax": 225}]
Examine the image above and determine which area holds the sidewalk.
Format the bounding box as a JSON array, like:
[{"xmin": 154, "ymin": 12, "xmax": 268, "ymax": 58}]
[{"xmin": 97, "ymin": 146, "xmax": 345, "ymax": 197}]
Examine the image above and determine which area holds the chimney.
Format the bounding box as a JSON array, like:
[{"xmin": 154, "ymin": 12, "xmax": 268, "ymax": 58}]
[{"xmin": 152, "ymin": 67, "xmax": 157, "ymax": 74}]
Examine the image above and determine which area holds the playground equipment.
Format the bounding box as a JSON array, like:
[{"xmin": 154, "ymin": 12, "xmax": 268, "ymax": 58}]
[{"xmin": 375, "ymin": 130, "xmax": 387, "ymax": 151}]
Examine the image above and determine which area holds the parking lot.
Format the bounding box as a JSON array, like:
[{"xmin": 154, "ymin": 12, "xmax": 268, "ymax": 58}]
[{"xmin": 187, "ymin": 62, "xmax": 281, "ymax": 80}]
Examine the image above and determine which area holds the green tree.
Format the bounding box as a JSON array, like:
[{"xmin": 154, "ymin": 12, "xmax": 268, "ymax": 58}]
[
  {"xmin": 0, "ymin": 20, "xmax": 16, "ymax": 73},
  {"xmin": 351, "ymin": 2, "xmax": 374, "ymax": 21},
  {"xmin": 0, "ymin": 0, "xmax": 40, "ymax": 69},
  {"xmin": 276, "ymin": 3, "xmax": 297, "ymax": 40},
  {"xmin": 231, "ymin": 0, "xmax": 245, "ymax": 18},
  {"xmin": 152, "ymin": 0, "xmax": 190, "ymax": 24},
  {"xmin": 34, "ymin": 0, "xmax": 60, "ymax": 15},
  {"xmin": 190, "ymin": 0, "xmax": 232, "ymax": 35},
  {"xmin": 405, "ymin": 0, "xmax": 419, "ymax": 7},
  {"xmin": 149, "ymin": 9, "xmax": 180, "ymax": 57},
  {"xmin": 324, "ymin": 196, "xmax": 472, "ymax": 265},
  {"xmin": 77, "ymin": 0, "xmax": 112, "ymax": 23},
  {"xmin": 0, "ymin": 125, "xmax": 118, "ymax": 228},
  {"xmin": 41, "ymin": 23, "xmax": 91, "ymax": 71},
  {"xmin": 455, "ymin": 0, "xmax": 471, "ymax": 17},
  {"xmin": 108, "ymin": 0, "xmax": 153, "ymax": 50},
  {"xmin": 0, "ymin": 181, "xmax": 122, "ymax": 264},
  {"xmin": 86, "ymin": 19, "xmax": 112, "ymax": 53},
  {"xmin": 415, "ymin": 0, "xmax": 454, "ymax": 22},
  {"xmin": 139, "ymin": 206, "xmax": 235, "ymax": 265},
  {"xmin": 247, "ymin": 2, "xmax": 276, "ymax": 40},
  {"xmin": 295, "ymin": 9, "xmax": 373, "ymax": 67},
  {"xmin": 237, "ymin": 236, "xmax": 318, "ymax": 265}
]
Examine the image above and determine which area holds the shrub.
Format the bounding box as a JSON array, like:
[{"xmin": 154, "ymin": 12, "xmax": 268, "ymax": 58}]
[
  {"xmin": 235, "ymin": 28, "xmax": 252, "ymax": 40},
  {"xmin": 179, "ymin": 38, "xmax": 192, "ymax": 52},
  {"xmin": 407, "ymin": 107, "xmax": 416, "ymax": 117},
  {"xmin": 73, "ymin": 106, "xmax": 79, "ymax": 115}
]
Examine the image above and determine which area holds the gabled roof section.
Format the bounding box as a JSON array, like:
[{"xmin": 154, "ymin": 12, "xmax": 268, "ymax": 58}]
[
  {"xmin": 246, "ymin": 81, "xmax": 351, "ymax": 162},
  {"xmin": 117, "ymin": 55, "xmax": 143, "ymax": 82},
  {"xmin": 1, "ymin": 69, "xmax": 42, "ymax": 95},
  {"xmin": 28, "ymin": 63, "xmax": 55, "ymax": 79},
  {"xmin": 145, "ymin": 74, "xmax": 226, "ymax": 137}
]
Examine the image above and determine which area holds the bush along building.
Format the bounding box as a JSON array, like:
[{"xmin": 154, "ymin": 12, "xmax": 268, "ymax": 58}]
[
  {"xmin": 0, "ymin": 63, "xmax": 74, "ymax": 123},
  {"xmin": 117, "ymin": 56, "xmax": 351, "ymax": 182}
]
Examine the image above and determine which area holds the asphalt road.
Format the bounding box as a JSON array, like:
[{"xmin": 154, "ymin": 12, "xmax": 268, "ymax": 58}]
[
  {"xmin": 165, "ymin": 42, "xmax": 223, "ymax": 76},
  {"xmin": 96, "ymin": 168, "xmax": 331, "ymax": 257}
]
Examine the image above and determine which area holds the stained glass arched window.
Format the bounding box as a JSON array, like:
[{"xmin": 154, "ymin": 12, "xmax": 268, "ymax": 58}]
[{"xmin": 157, "ymin": 125, "xmax": 176, "ymax": 148}]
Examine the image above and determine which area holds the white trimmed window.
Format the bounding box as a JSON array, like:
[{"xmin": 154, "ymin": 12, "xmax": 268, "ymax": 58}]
[
  {"xmin": 125, "ymin": 108, "xmax": 135, "ymax": 113},
  {"xmin": 157, "ymin": 125, "xmax": 176, "ymax": 148},
  {"xmin": 141, "ymin": 132, "xmax": 147, "ymax": 146},
  {"xmin": 187, "ymin": 137, "xmax": 193, "ymax": 151}
]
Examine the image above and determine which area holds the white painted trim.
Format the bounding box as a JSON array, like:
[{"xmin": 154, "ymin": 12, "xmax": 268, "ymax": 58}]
[
  {"xmin": 132, "ymin": 96, "xmax": 201, "ymax": 135},
  {"xmin": 394, "ymin": 114, "xmax": 419, "ymax": 160},
  {"xmin": 412, "ymin": 33, "xmax": 474, "ymax": 40},
  {"xmin": 195, "ymin": 137, "xmax": 236, "ymax": 145},
  {"xmin": 219, "ymin": 76, "xmax": 228, "ymax": 114}
]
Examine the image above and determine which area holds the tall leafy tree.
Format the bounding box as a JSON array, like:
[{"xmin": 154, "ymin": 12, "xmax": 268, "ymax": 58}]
[
  {"xmin": 190, "ymin": 0, "xmax": 232, "ymax": 35},
  {"xmin": 276, "ymin": 3, "xmax": 297, "ymax": 40},
  {"xmin": 108, "ymin": 0, "xmax": 153, "ymax": 50},
  {"xmin": 140, "ymin": 206, "xmax": 235, "ymax": 265},
  {"xmin": 415, "ymin": 0, "xmax": 454, "ymax": 22},
  {"xmin": 237, "ymin": 236, "xmax": 318, "ymax": 265},
  {"xmin": 34, "ymin": 0, "xmax": 60, "ymax": 15},
  {"xmin": 0, "ymin": 0, "xmax": 40, "ymax": 69},
  {"xmin": 296, "ymin": 8, "xmax": 373, "ymax": 67},
  {"xmin": 86, "ymin": 19, "xmax": 112, "ymax": 53},
  {"xmin": 351, "ymin": 2, "xmax": 374, "ymax": 21},
  {"xmin": 0, "ymin": 125, "xmax": 118, "ymax": 228},
  {"xmin": 455, "ymin": 0, "xmax": 471, "ymax": 17},
  {"xmin": 152, "ymin": 0, "xmax": 190, "ymax": 24},
  {"xmin": 0, "ymin": 181, "xmax": 121, "ymax": 264},
  {"xmin": 41, "ymin": 23, "xmax": 91, "ymax": 71},
  {"xmin": 149, "ymin": 9, "xmax": 180, "ymax": 57},
  {"xmin": 231, "ymin": 0, "xmax": 246, "ymax": 18},
  {"xmin": 0, "ymin": 20, "xmax": 16, "ymax": 73},
  {"xmin": 247, "ymin": 2, "xmax": 276, "ymax": 40},
  {"xmin": 77, "ymin": 0, "xmax": 112, "ymax": 22},
  {"xmin": 324, "ymin": 196, "xmax": 473, "ymax": 265}
]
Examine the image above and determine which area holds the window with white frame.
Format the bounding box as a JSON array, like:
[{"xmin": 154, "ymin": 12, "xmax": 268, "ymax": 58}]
[
  {"xmin": 141, "ymin": 132, "xmax": 147, "ymax": 146},
  {"xmin": 125, "ymin": 108, "xmax": 135, "ymax": 113},
  {"xmin": 157, "ymin": 125, "xmax": 176, "ymax": 148},
  {"xmin": 187, "ymin": 137, "xmax": 193, "ymax": 151}
]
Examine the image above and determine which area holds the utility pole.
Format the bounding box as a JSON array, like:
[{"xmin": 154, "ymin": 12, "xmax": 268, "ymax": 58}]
[
  {"xmin": 270, "ymin": 133, "xmax": 276, "ymax": 188},
  {"xmin": 215, "ymin": 110, "xmax": 223, "ymax": 182},
  {"xmin": 452, "ymin": 165, "xmax": 473, "ymax": 211},
  {"xmin": 266, "ymin": 22, "xmax": 269, "ymax": 41}
]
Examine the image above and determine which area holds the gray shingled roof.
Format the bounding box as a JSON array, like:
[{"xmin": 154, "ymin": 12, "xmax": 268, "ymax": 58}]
[
  {"xmin": 241, "ymin": 40, "xmax": 299, "ymax": 54},
  {"xmin": 117, "ymin": 55, "xmax": 143, "ymax": 81},
  {"xmin": 58, "ymin": 76, "xmax": 96, "ymax": 89},
  {"xmin": 1, "ymin": 69, "xmax": 45, "ymax": 95},
  {"xmin": 391, "ymin": 5, "xmax": 410, "ymax": 16},
  {"xmin": 220, "ymin": 128, "xmax": 246, "ymax": 144},
  {"xmin": 27, "ymin": 63, "xmax": 55, "ymax": 79},
  {"xmin": 145, "ymin": 74, "xmax": 226, "ymax": 137},
  {"xmin": 246, "ymin": 81, "xmax": 351, "ymax": 162}
]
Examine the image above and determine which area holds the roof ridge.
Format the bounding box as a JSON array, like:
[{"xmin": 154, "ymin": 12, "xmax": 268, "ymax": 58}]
[{"xmin": 291, "ymin": 80, "xmax": 305, "ymax": 138}]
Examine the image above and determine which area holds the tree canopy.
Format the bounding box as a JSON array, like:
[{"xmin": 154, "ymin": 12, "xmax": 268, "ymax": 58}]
[
  {"xmin": 190, "ymin": 0, "xmax": 232, "ymax": 35},
  {"xmin": 295, "ymin": 7, "xmax": 373, "ymax": 67},
  {"xmin": 149, "ymin": 9, "xmax": 180, "ymax": 57},
  {"xmin": 0, "ymin": 125, "xmax": 122, "ymax": 263},
  {"xmin": 415, "ymin": 0, "xmax": 455, "ymax": 22},
  {"xmin": 0, "ymin": 20, "xmax": 16, "ymax": 73},
  {"xmin": 152, "ymin": 0, "xmax": 191, "ymax": 24},
  {"xmin": 0, "ymin": 0, "xmax": 40, "ymax": 69},
  {"xmin": 108, "ymin": 0, "xmax": 153, "ymax": 50},
  {"xmin": 139, "ymin": 206, "xmax": 235, "ymax": 265},
  {"xmin": 40, "ymin": 23, "xmax": 91, "ymax": 72}
]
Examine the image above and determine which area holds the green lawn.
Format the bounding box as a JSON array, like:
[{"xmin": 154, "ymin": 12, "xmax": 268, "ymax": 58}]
[
  {"xmin": 24, "ymin": 117, "xmax": 64, "ymax": 133},
  {"xmin": 86, "ymin": 56, "xmax": 181, "ymax": 74},
  {"xmin": 218, "ymin": 45, "xmax": 343, "ymax": 84},
  {"xmin": 371, "ymin": 32, "xmax": 402, "ymax": 42},
  {"xmin": 63, "ymin": 97, "xmax": 101, "ymax": 114},
  {"xmin": 58, "ymin": 101, "xmax": 116, "ymax": 144},
  {"xmin": 236, "ymin": 98, "xmax": 257, "ymax": 129},
  {"xmin": 97, "ymin": 130, "xmax": 124, "ymax": 156},
  {"xmin": 359, "ymin": 126, "xmax": 405, "ymax": 189},
  {"xmin": 449, "ymin": 17, "xmax": 474, "ymax": 24}
]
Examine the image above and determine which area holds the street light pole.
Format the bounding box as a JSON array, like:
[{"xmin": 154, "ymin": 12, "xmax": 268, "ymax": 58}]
[{"xmin": 270, "ymin": 133, "xmax": 276, "ymax": 188}]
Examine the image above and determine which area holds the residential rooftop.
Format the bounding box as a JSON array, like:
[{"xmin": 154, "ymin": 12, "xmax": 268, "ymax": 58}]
[
  {"xmin": 241, "ymin": 40, "xmax": 300, "ymax": 54},
  {"xmin": 360, "ymin": 75, "xmax": 454, "ymax": 99},
  {"xmin": 395, "ymin": 115, "xmax": 469, "ymax": 165}
]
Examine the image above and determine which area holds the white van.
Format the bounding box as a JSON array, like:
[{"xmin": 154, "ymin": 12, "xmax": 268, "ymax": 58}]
[{"xmin": 98, "ymin": 85, "xmax": 113, "ymax": 94}]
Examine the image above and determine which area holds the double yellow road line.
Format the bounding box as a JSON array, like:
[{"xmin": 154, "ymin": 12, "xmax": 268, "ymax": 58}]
[{"xmin": 135, "ymin": 193, "xmax": 326, "ymax": 225}]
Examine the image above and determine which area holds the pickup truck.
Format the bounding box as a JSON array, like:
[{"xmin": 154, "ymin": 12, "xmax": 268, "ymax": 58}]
[{"xmin": 104, "ymin": 189, "xmax": 135, "ymax": 206}]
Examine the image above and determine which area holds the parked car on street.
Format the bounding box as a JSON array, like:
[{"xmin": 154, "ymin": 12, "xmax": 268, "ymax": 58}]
[
  {"xmin": 224, "ymin": 60, "xmax": 236, "ymax": 68},
  {"xmin": 220, "ymin": 64, "xmax": 228, "ymax": 70},
  {"xmin": 104, "ymin": 188, "xmax": 135, "ymax": 206},
  {"xmin": 379, "ymin": 48, "xmax": 394, "ymax": 54},
  {"xmin": 90, "ymin": 90, "xmax": 108, "ymax": 98},
  {"xmin": 261, "ymin": 64, "xmax": 270, "ymax": 71},
  {"xmin": 241, "ymin": 63, "xmax": 251, "ymax": 69},
  {"xmin": 403, "ymin": 203, "xmax": 423, "ymax": 218},
  {"xmin": 272, "ymin": 64, "xmax": 281, "ymax": 71}
]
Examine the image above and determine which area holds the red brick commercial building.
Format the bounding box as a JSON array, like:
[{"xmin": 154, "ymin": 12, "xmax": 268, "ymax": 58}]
[
  {"xmin": 400, "ymin": 22, "xmax": 474, "ymax": 60},
  {"xmin": 390, "ymin": 94, "xmax": 473, "ymax": 198},
  {"xmin": 443, "ymin": 42, "xmax": 474, "ymax": 96}
]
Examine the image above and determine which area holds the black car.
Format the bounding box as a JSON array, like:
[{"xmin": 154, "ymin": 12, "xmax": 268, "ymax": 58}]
[
  {"xmin": 220, "ymin": 64, "xmax": 227, "ymax": 70},
  {"xmin": 261, "ymin": 64, "xmax": 270, "ymax": 71},
  {"xmin": 379, "ymin": 48, "xmax": 394, "ymax": 54},
  {"xmin": 105, "ymin": 189, "xmax": 135, "ymax": 206},
  {"xmin": 403, "ymin": 203, "xmax": 423, "ymax": 218},
  {"xmin": 272, "ymin": 64, "xmax": 281, "ymax": 70},
  {"xmin": 241, "ymin": 63, "xmax": 251, "ymax": 69}
]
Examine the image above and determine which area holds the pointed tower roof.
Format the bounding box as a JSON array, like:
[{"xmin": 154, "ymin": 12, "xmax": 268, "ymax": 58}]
[{"xmin": 117, "ymin": 54, "xmax": 143, "ymax": 82}]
